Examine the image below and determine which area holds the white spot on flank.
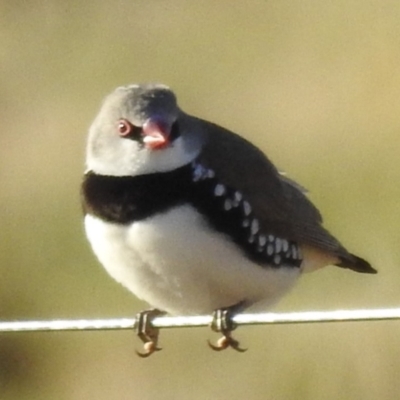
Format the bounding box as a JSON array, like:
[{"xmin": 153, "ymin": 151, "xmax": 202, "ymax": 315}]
[
  {"xmin": 275, "ymin": 238, "xmax": 282, "ymax": 253},
  {"xmin": 214, "ymin": 184, "xmax": 226, "ymax": 197},
  {"xmin": 242, "ymin": 219, "xmax": 250, "ymax": 228},
  {"xmin": 258, "ymin": 234, "xmax": 267, "ymax": 247},
  {"xmin": 243, "ymin": 201, "xmax": 252, "ymax": 216},
  {"xmin": 224, "ymin": 199, "xmax": 232, "ymax": 211},
  {"xmin": 251, "ymin": 219, "xmax": 259, "ymax": 235},
  {"xmin": 192, "ymin": 163, "xmax": 206, "ymax": 182},
  {"xmin": 206, "ymin": 169, "xmax": 215, "ymax": 179},
  {"xmin": 274, "ymin": 254, "xmax": 282, "ymax": 265},
  {"xmin": 268, "ymin": 234, "xmax": 275, "ymax": 243},
  {"xmin": 282, "ymin": 239, "xmax": 289, "ymax": 252},
  {"xmin": 267, "ymin": 244, "xmax": 274, "ymax": 256},
  {"xmin": 233, "ymin": 191, "xmax": 243, "ymax": 207}
]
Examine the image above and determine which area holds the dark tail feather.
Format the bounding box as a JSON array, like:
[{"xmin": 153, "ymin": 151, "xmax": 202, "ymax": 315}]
[{"xmin": 337, "ymin": 254, "xmax": 377, "ymax": 274}]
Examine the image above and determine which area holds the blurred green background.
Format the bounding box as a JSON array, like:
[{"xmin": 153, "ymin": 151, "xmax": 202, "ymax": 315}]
[{"xmin": 1, "ymin": 1, "xmax": 400, "ymax": 399}]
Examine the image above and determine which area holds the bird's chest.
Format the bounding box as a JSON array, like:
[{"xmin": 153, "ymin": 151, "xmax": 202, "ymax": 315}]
[
  {"xmin": 82, "ymin": 162, "xmax": 303, "ymax": 313},
  {"xmin": 85, "ymin": 204, "xmax": 300, "ymax": 315},
  {"xmin": 84, "ymin": 205, "xmax": 250, "ymax": 309},
  {"xmin": 82, "ymin": 163, "xmax": 302, "ymax": 268}
]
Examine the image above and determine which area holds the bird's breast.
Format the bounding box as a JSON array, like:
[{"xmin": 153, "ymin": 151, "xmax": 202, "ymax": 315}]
[{"xmin": 85, "ymin": 204, "xmax": 301, "ymax": 315}]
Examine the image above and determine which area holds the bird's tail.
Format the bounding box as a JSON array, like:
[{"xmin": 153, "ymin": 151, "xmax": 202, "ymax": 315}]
[{"xmin": 337, "ymin": 254, "xmax": 377, "ymax": 274}]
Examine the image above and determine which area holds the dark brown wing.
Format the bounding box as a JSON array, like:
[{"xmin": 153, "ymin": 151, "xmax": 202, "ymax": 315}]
[{"xmin": 195, "ymin": 118, "xmax": 376, "ymax": 274}]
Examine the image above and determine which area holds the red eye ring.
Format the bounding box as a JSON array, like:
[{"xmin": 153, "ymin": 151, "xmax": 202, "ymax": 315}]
[{"xmin": 117, "ymin": 119, "xmax": 134, "ymax": 136}]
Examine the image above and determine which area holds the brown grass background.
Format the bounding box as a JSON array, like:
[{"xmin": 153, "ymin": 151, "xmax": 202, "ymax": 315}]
[{"xmin": 1, "ymin": 1, "xmax": 400, "ymax": 399}]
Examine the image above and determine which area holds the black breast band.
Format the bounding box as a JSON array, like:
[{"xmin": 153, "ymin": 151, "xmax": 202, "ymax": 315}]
[{"xmin": 81, "ymin": 163, "xmax": 302, "ymax": 268}]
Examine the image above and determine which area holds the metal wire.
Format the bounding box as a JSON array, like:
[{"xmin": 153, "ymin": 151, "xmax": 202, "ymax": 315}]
[{"xmin": 1, "ymin": 308, "xmax": 400, "ymax": 333}]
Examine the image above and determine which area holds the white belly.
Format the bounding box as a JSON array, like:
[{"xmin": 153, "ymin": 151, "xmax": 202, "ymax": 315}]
[{"xmin": 85, "ymin": 205, "xmax": 301, "ymax": 315}]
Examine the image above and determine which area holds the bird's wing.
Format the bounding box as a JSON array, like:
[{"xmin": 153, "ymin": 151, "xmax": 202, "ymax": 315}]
[{"xmin": 194, "ymin": 117, "xmax": 375, "ymax": 273}]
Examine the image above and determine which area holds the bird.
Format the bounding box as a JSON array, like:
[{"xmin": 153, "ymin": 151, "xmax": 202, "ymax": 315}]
[{"xmin": 81, "ymin": 83, "xmax": 376, "ymax": 357}]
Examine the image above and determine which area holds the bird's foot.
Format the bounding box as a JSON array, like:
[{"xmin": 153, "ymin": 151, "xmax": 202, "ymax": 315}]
[
  {"xmin": 208, "ymin": 306, "xmax": 247, "ymax": 352},
  {"xmin": 135, "ymin": 309, "xmax": 164, "ymax": 358}
]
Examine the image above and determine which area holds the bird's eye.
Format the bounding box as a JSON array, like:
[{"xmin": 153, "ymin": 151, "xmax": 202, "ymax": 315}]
[{"xmin": 117, "ymin": 119, "xmax": 135, "ymax": 136}]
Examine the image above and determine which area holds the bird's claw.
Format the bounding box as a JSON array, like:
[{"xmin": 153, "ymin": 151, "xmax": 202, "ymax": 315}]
[
  {"xmin": 208, "ymin": 332, "xmax": 247, "ymax": 352},
  {"xmin": 135, "ymin": 309, "xmax": 164, "ymax": 358},
  {"xmin": 208, "ymin": 307, "xmax": 247, "ymax": 352},
  {"xmin": 136, "ymin": 342, "xmax": 162, "ymax": 358}
]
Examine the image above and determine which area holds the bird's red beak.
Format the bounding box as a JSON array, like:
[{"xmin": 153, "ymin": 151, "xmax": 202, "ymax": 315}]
[{"xmin": 142, "ymin": 118, "xmax": 170, "ymax": 150}]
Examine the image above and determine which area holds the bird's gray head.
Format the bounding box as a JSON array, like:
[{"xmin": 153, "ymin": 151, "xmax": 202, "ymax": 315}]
[{"xmin": 86, "ymin": 83, "xmax": 202, "ymax": 176}]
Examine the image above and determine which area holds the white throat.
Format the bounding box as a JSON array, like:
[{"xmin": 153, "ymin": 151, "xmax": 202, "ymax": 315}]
[{"xmin": 87, "ymin": 136, "xmax": 201, "ymax": 177}]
